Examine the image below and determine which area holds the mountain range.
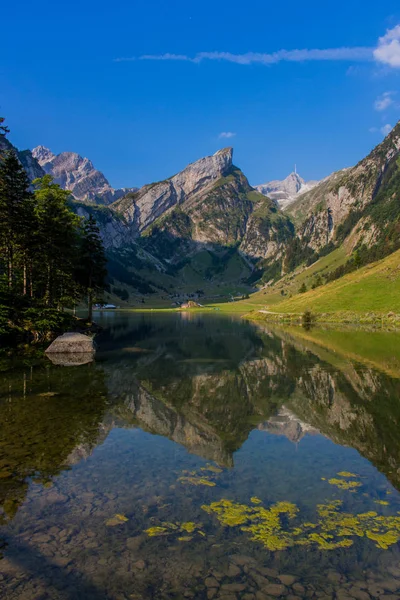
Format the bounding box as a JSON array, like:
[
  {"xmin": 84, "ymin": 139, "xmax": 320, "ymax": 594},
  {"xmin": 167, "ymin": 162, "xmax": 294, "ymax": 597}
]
[
  {"xmin": 85, "ymin": 121, "xmax": 400, "ymax": 302},
  {"xmin": 3, "ymin": 120, "xmax": 400, "ymax": 304}
]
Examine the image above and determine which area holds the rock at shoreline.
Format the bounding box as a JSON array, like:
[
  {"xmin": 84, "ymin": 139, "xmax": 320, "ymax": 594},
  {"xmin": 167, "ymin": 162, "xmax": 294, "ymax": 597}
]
[
  {"xmin": 180, "ymin": 301, "xmax": 201, "ymax": 309},
  {"xmin": 46, "ymin": 352, "xmax": 95, "ymax": 366},
  {"xmin": 45, "ymin": 332, "xmax": 96, "ymax": 356}
]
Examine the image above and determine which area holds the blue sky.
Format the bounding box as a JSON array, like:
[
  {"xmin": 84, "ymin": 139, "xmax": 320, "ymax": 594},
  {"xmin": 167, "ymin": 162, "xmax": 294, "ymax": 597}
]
[{"xmin": 2, "ymin": 1, "xmax": 400, "ymax": 188}]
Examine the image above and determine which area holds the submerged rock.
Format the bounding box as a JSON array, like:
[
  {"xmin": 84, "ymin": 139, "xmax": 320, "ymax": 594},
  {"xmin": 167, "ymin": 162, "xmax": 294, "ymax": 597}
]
[{"xmin": 45, "ymin": 332, "xmax": 96, "ymax": 355}]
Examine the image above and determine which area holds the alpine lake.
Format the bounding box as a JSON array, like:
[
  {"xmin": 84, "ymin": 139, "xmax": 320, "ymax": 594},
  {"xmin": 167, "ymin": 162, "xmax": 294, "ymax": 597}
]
[{"xmin": 1, "ymin": 312, "xmax": 400, "ymax": 600}]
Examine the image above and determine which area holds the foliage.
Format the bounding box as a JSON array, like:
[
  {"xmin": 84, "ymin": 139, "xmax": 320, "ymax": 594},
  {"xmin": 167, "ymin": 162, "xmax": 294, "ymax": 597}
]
[
  {"xmin": 0, "ymin": 126, "xmax": 107, "ymax": 342},
  {"xmin": 75, "ymin": 215, "xmax": 107, "ymax": 321},
  {"xmin": 0, "ymin": 117, "xmax": 9, "ymax": 137},
  {"xmin": 299, "ymin": 282, "xmax": 307, "ymax": 293},
  {"xmin": 22, "ymin": 308, "xmax": 74, "ymax": 341},
  {"xmin": 284, "ymin": 238, "xmax": 318, "ymax": 272},
  {"xmin": 302, "ymin": 310, "xmax": 315, "ymax": 330}
]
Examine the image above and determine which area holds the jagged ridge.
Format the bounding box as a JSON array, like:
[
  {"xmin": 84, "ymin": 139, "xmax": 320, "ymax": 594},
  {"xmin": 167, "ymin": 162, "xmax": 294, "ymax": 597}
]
[{"xmin": 32, "ymin": 145, "xmax": 137, "ymax": 205}]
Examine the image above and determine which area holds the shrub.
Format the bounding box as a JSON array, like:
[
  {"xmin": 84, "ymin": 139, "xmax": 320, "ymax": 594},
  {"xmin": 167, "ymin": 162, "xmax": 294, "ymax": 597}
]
[
  {"xmin": 302, "ymin": 310, "xmax": 315, "ymax": 330},
  {"xmin": 299, "ymin": 283, "xmax": 307, "ymax": 294}
]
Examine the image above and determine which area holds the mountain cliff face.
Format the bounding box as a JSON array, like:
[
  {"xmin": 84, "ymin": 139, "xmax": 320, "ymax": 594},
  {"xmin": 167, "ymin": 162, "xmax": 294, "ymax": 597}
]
[
  {"xmin": 256, "ymin": 172, "xmax": 319, "ymax": 209},
  {"xmin": 286, "ymin": 122, "xmax": 400, "ymax": 253},
  {"xmin": 114, "ymin": 148, "xmax": 234, "ymax": 233},
  {"xmin": 32, "ymin": 145, "xmax": 136, "ymax": 205}
]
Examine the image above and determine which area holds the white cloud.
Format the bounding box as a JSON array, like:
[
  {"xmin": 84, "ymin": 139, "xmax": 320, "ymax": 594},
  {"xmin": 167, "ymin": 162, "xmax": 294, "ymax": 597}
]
[
  {"xmin": 140, "ymin": 54, "xmax": 192, "ymax": 62},
  {"xmin": 130, "ymin": 47, "xmax": 372, "ymax": 66},
  {"xmin": 374, "ymin": 25, "xmax": 400, "ymax": 68},
  {"xmin": 381, "ymin": 123, "xmax": 393, "ymax": 136},
  {"xmin": 374, "ymin": 91, "xmax": 396, "ymax": 111},
  {"xmin": 218, "ymin": 132, "xmax": 236, "ymax": 139}
]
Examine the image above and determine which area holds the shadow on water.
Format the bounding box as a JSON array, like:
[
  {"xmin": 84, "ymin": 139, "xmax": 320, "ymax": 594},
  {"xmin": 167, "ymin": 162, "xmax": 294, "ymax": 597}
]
[{"xmin": 2, "ymin": 537, "xmax": 107, "ymax": 600}]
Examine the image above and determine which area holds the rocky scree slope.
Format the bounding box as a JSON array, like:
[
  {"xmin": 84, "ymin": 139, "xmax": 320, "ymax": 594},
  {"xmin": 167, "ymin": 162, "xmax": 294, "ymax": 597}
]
[{"xmin": 32, "ymin": 145, "xmax": 136, "ymax": 205}]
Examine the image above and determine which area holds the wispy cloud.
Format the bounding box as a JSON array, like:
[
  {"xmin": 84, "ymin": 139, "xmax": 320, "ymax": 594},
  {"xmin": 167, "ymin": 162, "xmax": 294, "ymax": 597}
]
[
  {"xmin": 374, "ymin": 25, "xmax": 400, "ymax": 68},
  {"xmin": 218, "ymin": 132, "xmax": 236, "ymax": 139},
  {"xmin": 370, "ymin": 124, "xmax": 393, "ymax": 136},
  {"xmin": 115, "ymin": 24, "xmax": 400, "ymax": 70},
  {"xmin": 374, "ymin": 91, "xmax": 396, "ymax": 111},
  {"xmin": 116, "ymin": 47, "xmax": 373, "ymax": 65},
  {"xmin": 381, "ymin": 123, "xmax": 393, "ymax": 136}
]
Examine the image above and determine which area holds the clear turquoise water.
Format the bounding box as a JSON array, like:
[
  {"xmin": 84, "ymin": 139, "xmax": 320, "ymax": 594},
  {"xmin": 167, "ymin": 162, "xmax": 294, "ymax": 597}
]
[{"xmin": 1, "ymin": 312, "xmax": 400, "ymax": 599}]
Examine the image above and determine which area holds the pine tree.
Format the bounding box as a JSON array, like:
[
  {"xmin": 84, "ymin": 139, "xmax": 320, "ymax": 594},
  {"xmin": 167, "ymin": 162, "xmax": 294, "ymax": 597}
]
[
  {"xmin": 77, "ymin": 215, "xmax": 107, "ymax": 322},
  {"xmin": 299, "ymin": 282, "xmax": 307, "ymax": 294},
  {"xmin": 353, "ymin": 249, "xmax": 362, "ymax": 269},
  {"xmin": 33, "ymin": 175, "xmax": 80, "ymax": 306},
  {"xmin": 0, "ymin": 151, "xmax": 34, "ymax": 291},
  {"xmin": 0, "ymin": 117, "xmax": 10, "ymax": 161},
  {"xmin": 0, "ymin": 117, "xmax": 9, "ymax": 138}
]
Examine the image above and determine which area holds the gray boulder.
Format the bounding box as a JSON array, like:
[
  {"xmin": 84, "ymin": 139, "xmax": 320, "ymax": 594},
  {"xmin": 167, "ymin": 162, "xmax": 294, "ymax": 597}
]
[
  {"xmin": 46, "ymin": 352, "xmax": 95, "ymax": 366},
  {"xmin": 45, "ymin": 332, "xmax": 95, "ymax": 355}
]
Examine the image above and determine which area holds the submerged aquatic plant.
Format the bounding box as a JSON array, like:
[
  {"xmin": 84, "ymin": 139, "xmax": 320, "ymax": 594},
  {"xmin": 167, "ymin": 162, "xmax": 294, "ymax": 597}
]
[
  {"xmin": 105, "ymin": 513, "xmax": 129, "ymax": 527},
  {"xmin": 337, "ymin": 471, "xmax": 358, "ymax": 478},
  {"xmin": 144, "ymin": 520, "xmax": 205, "ymax": 540},
  {"xmin": 145, "ymin": 526, "xmax": 169, "ymax": 537},
  {"xmin": 201, "ymin": 497, "xmax": 400, "ymax": 551},
  {"xmin": 178, "ymin": 476, "xmax": 216, "ymax": 487},
  {"xmin": 202, "ymin": 499, "xmax": 300, "ymax": 551},
  {"xmin": 178, "ymin": 464, "xmax": 223, "ymax": 487},
  {"xmin": 327, "ymin": 478, "xmax": 362, "ymax": 490},
  {"xmin": 201, "ymin": 464, "xmax": 223, "ymax": 474}
]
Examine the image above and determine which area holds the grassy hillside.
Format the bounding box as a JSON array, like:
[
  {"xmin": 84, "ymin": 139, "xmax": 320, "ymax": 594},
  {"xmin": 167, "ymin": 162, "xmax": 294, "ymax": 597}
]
[{"xmin": 261, "ymin": 249, "xmax": 400, "ymax": 317}]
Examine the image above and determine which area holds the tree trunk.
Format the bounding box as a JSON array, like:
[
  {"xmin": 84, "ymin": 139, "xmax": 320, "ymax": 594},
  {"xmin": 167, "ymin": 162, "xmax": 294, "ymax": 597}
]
[
  {"xmin": 46, "ymin": 263, "xmax": 51, "ymax": 306},
  {"xmin": 8, "ymin": 247, "xmax": 13, "ymax": 290},
  {"xmin": 23, "ymin": 261, "xmax": 27, "ymax": 296},
  {"xmin": 29, "ymin": 264, "xmax": 33, "ymax": 298},
  {"xmin": 88, "ymin": 289, "xmax": 93, "ymax": 323}
]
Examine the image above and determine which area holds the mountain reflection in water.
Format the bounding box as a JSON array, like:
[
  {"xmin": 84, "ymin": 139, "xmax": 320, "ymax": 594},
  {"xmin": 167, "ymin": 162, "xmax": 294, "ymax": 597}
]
[{"xmin": 1, "ymin": 312, "xmax": 400, "ymax": 599}]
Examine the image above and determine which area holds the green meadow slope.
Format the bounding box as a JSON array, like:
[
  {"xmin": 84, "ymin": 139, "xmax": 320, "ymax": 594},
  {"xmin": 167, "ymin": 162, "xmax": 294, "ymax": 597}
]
[{"xmin": 259, "ymin": 249, "xmax": 400, "ymax": 317}]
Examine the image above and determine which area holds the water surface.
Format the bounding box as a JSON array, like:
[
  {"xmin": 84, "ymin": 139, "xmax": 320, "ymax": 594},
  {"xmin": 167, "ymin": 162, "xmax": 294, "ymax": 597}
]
[{"xmin": 1, "ymin": 312, "xmax": 400, "ymax": 599}]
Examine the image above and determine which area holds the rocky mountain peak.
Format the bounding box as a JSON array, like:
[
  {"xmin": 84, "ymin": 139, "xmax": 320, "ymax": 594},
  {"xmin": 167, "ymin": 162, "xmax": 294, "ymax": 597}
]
[
  {"xmin": 32, "ymin": 145, "xmax": 55, "ymax": 164},
  {"xmin": 282, "ymin": 171, "xmax": 306, "ymax": 195},
  {"xmin": 114, "ymin": 148, "xmax": 235, "ymax": 234},
  {"xmin": 31, "ymin": 146, "xmax": 136, "ymax": 205},
  {"xmin": 213, "ymin": 146, "xmax": 233, "ymax": 165},
  {"xmin": 255, "ymin": 171, "xmax": 319, "ymax": 209}
]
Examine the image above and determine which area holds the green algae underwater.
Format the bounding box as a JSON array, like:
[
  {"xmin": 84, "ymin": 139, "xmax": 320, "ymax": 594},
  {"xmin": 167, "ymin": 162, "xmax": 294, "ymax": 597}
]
[{"xmin": 1, "ymin": 312, "xmax": 400, "ymax": 599}]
